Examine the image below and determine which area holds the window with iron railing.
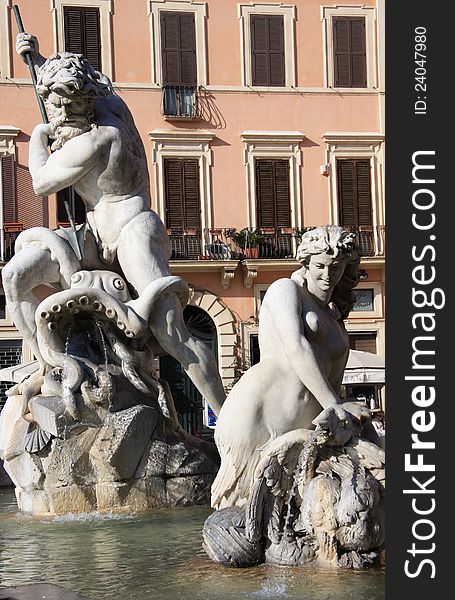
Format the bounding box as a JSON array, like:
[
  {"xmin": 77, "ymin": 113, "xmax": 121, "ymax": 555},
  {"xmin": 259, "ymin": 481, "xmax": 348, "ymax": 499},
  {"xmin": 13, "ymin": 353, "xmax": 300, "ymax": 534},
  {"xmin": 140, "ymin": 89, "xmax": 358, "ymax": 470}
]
[
  {"xmin": 162, "ymin": 85, "xmax": 202, "ymax": 119},
  {"xmin": 160, "ymin": 11, "xmax": 201, "ymax": 119}
]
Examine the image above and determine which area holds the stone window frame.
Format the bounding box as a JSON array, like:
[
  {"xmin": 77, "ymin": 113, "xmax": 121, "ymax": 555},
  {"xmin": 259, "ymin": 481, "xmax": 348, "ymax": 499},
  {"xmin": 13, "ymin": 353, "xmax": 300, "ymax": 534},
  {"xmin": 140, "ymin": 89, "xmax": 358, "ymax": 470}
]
[
  {"xmin": 147, "ymin": 0, "xmax": 208, "ymax": 86},
  {"xmin": 321, "ymin": 4, "xmax": 378, "ymax": 90},
  {"xmin": 241, "ymin": 130, "xmax": 305, "ymax": 229},
  {"xmin": 253, "ymin": 283, "xmax": 269, "ymax": 317},
  {"xmin": 0, "ymin": 0, "xmax": 12, "ymax": 80},
  {"xmin": 238, "ymin": 2, "xmax": 296, "ymax": 89},
  {"xmin": 0, "ymin": 291, "xmax": 13, "ymax": 326},
  {"xmin": 148, "ymin": 128, "xmax": 215, "ymax": 232},
  {"xmin": 0, "ymin": 125, "xmax": 20, "ymax": 269},
  {"xmin": 323, "ymin": 132, "xmax": 384, "ymax": 250},
  {"xmin": 345, "ymin": 322, "xmax": 384, "ymax": 356},
  {"xmin": 349, "ymin": 281, "xmax": 383, "ymax": 319},
  {"xmin": 51, "ymin": 0, "xmax": 114, "ymax": 79}
]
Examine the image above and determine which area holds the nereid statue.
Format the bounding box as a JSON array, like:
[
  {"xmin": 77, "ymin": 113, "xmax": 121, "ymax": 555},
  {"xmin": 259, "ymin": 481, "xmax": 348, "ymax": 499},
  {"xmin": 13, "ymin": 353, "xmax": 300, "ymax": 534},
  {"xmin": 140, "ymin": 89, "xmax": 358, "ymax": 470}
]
[
  {"xmin": 0, "ymin": 34, "xmax": 224, "ymax": 514},
  {"xmin": 203, "ymin": 227, "xmax": 385, "ymax": 569}
]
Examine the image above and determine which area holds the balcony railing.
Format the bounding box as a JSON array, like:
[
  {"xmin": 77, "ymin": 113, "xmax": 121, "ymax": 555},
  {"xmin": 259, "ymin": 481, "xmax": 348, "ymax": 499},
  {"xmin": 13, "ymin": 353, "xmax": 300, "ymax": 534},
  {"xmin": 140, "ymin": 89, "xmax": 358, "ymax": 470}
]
[
  {"xmin": 0, "ymin": 223, "xmax": 23, "ymax": 263},
  {"xmin": 343, "ymin": 225, "xmax": 386, "ymax": 258},
  {"xmin": 161, "ymin": 86, "xmax": 202, "ymax": 119},
  {"xmin": 167, "ymin": 226, "xmax": 386, "ymax": 262},
  {"xmin": 0, "ymin": 224, "xmax": 384, "ymax": 265}
]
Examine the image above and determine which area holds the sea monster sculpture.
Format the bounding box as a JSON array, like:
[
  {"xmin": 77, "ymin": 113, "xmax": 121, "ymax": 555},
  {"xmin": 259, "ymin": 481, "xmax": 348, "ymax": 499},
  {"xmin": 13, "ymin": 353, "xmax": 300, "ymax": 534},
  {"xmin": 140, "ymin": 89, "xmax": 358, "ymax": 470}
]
[
  {"xmin": 203, "ymin": 226, "xmax": 385, "ymax": 568},
  {"xmin": 0, "ymin": 34, "xmax": 222, "ymax": 514}
]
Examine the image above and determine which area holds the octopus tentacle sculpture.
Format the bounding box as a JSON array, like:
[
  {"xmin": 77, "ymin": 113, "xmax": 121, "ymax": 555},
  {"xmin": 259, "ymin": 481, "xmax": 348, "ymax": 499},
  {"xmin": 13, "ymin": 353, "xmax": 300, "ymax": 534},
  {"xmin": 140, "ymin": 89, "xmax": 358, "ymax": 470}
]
[{"xmin": 34, "ymin": 269, "xmax": 188, "ymax": 419}]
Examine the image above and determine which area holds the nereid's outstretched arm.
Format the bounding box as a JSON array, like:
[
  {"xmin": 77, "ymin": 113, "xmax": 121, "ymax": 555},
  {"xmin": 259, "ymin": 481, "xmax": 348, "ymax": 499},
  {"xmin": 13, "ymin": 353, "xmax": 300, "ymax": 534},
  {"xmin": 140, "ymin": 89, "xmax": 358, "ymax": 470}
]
[
  {"xmin": 267, "ymin": 279, "xmax": 342, "ymax": 409},
  {"xmin": 29, "ymin": 124, "xmax": 100, "ymax": 196}
]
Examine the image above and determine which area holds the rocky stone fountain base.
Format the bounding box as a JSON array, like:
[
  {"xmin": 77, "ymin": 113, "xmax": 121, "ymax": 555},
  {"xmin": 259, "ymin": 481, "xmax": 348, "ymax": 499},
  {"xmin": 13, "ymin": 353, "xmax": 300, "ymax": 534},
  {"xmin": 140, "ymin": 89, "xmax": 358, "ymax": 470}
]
[
  {"xmin": 0, "ymin": 271, "xmax": 219, "ymax": 515},
  {"xmin": 0, "ymin": 382, "xmax": 218, "ymax": 515}
]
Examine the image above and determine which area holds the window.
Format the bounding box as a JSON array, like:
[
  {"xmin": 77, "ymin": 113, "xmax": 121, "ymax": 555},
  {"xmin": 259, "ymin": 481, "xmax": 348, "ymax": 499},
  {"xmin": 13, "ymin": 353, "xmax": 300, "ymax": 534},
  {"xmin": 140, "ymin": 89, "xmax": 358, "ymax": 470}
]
[
  {"xmin": 347, "ymin": 281, "xmax": 383, "ymax": 320},
  {"xmin": 241, "ymin": 131, "xmax": 304, "ymax": 230},
  {"xmin": 1, "ymin": 143, "xmax": 44, "ymax": 262},
  {"xmin": 63, "ymin": 6, "xmax": 102, "ymax": 71},
  {"xmin": 51, "ymin": 1, "xmax": 113, "ymax": 79},
  {"xmin": 148, "ymin": 1, "xmax": 208, "ymax": 86},
  {"xmin": 161, "ymin": 12, "xmax": 196, "ymax": 86},
  {"xmin": 57, "ymin": 189, "xmax": 86, "ymax": 225},
  {"xmin": 250, "ymin": 333, "xmax": 260, "ymax": 366},
  {"xmin": 164, "ymin": 158, "xmax": 201, "ymax": 259},
  {"xmin": 239, "ymin": 4, "xmax": 296, "ymax": 88},
  {"xmin": 0, "ymin": 339, "xmax": 22, "ymax": 410},
  {"xmin": 337, "ymin": 159, "xmax": 372, "ymax": 227},
  {"xmin": 164, "ymin": 158, "xmax": 200, "ymax": 229},
  {"xmin": 256, "ymin": 159, "xmax": 291, "ymax": 227},
  {"xmin": 333, "ymin": 17, "xmax": 366, "ymax": 88},
  {"xmin": 251, "ymin": 15, "xmax": 285, "ymax": 87},
  {"xmin": 149, "ymin": 129, "xmax": 214, "ymax": 234},
  {"xmin": 349, "ymin": 333, "xmax": 377, "ymax": 354},
  {"xmin": 323, "ymin": 132, "xmax": 384, "ymax": 256},
  {"xmin": 1, "ymin": 154, "xmax": 16, "ymax": 224},
  {"xmin": 160, "ymin": 10, "xmax": 200, "ymax": 118},
  {"xmin": 322, "ymin": 5, "xmax": 377, "ymax": 89},
  {"xmin": 352, "ymin": 288, "xmax": 374, "ymax": 312}
]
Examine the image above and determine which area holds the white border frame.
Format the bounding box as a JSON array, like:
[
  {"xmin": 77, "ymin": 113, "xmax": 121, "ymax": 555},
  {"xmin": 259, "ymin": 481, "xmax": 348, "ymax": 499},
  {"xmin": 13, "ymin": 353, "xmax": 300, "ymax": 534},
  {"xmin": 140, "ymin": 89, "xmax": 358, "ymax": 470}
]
[
  {"xmin": 0, "ymin": 0, "xmax": 12, "ymax": 80},
  {"xmin": 321, "ymin": 4, "xmax": 377, "ymax": 90},
  {"xmin": 238, "ymin": 2, "xmax": 296, "ymax": 89},
  {"xmin": 349, "ymin": 281, "xmax": 383, "ymax": 319},
  {"xmin": 241, "ymin": 130, "xmax": 305, "ymax": 229},
  {"xmin": 147, "ymin": 0, "xmax": 208, "ymax": 86},
  {"xmin": 51, "ymin": 0, "xmax": 114, "ymax": 79},
  {"xmin": 148, "ymin": 128, "xmax": 215, "ymax": 231}
]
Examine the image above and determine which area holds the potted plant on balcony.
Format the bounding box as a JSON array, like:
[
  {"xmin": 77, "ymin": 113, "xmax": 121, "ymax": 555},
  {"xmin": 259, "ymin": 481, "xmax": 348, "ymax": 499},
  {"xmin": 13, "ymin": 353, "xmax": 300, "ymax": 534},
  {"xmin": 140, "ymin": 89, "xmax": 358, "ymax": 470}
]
[{"xmin": 229, "ymin": 228, "xmax": 265, "ymax": 258}]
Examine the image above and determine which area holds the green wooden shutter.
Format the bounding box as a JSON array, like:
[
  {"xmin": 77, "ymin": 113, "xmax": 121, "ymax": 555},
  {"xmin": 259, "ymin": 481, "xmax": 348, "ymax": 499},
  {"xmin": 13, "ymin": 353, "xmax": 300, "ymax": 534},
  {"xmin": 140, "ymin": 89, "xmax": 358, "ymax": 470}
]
[
  {"xmin": 161, "ymin": 12, "xmax": 196, "ymax": 85},
  {"xmin": 64, "ymin": 7, "xmax": 101, "ymax": 71},
  {"xmin": 256, "ymin": 159, "xmax": 291, "ymax": 227},
  {"xmin": 164, "ymin": 158, "xmax": 200, "ymax": 229},
  {"xmin": 333, "ymin": 17, "xmax": 366, "ymax": 88},
  {"xmin": 1, "ymin": 154, "xmax": 16, "ymax": 223},
  {"xmin": 251, "ymin": 15, "xmax": 285, "ymax": 86},
  {"xmin": 337, "ymin": 159, "xmax": 372, "ymax": 226}
]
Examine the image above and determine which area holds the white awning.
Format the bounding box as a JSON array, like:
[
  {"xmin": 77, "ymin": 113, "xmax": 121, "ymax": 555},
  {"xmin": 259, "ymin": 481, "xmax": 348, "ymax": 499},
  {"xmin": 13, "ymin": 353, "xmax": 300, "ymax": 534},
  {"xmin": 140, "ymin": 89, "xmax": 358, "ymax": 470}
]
[{"xmin": 343, "ymin": 350, "xmax": 385, "ymax": 385}]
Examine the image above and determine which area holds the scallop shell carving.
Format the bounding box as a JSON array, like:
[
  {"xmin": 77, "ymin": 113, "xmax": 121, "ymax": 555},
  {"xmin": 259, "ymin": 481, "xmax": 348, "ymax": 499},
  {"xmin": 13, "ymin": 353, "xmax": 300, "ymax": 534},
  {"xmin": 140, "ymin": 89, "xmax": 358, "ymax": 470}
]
[{"xmin": 25, "ymin": 425, "xmax": 53, "ymax": 453}]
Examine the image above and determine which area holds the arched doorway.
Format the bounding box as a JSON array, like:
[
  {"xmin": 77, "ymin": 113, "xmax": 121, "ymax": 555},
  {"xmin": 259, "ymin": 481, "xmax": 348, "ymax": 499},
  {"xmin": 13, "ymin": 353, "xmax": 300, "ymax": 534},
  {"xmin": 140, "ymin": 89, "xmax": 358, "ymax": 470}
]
[{"xmin": 159, "ymin": 305, "xmax": 217, "ymax": 436}]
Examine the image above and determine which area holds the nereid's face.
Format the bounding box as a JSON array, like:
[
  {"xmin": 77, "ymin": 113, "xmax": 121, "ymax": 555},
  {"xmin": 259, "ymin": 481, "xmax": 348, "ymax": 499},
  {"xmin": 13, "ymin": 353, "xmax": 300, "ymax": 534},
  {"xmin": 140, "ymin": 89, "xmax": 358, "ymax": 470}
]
[
  {"xmin": 306, "ymin": 252, "xmax": 346, "ymax": 298},
  {"xmin": 45, "ymin": 92, "xmax": 91, "ymax": 128}
]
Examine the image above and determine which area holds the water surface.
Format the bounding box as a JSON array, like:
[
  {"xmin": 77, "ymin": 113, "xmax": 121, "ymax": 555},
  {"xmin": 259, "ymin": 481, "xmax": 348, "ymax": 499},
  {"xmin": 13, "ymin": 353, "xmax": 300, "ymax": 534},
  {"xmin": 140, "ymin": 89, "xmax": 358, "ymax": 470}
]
[{"xmin": 0, "ymin": 488, "xmax": 384, "ymax": 600}]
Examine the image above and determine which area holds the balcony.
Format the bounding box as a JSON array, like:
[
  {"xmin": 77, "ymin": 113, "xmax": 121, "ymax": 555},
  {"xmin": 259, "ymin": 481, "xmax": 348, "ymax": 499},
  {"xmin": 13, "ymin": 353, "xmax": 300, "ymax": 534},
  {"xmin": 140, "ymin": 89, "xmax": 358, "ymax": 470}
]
[
  {"xmin": 0, "ymin": 223, "xmax": 23, "ymax": 263},
  {"xmin": 161, "ymin": 86, "xmax": 202, "ymax": 120},
  {"xmin": 167, "ymin": 226, "xmax": 385, "ymax": 262}
]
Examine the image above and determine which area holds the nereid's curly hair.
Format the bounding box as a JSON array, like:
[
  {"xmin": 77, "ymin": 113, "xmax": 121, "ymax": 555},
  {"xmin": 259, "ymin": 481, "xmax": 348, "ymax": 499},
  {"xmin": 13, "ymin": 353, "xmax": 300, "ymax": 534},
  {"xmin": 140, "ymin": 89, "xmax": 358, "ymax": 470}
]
[
  {"xmin": 37, "ymin": 52, "xmax": 112, "ymax": 100},
  {"xmin": 294, "ymin": 226, "xmax": 360, "ymax": 319}
]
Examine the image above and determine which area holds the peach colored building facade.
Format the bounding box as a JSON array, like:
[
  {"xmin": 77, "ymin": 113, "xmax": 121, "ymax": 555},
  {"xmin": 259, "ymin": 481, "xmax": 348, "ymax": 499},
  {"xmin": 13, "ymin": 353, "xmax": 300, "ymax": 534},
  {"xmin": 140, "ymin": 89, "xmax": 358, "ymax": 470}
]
[{"xmin": 0, "ymin": 0, "xmax": 385, "ymax": 424}]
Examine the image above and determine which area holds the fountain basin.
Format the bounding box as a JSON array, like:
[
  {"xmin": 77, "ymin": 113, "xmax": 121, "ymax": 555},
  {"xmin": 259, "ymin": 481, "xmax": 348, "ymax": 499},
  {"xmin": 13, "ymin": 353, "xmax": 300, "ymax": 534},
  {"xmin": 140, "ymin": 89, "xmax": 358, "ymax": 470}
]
[{"xmin": 0, "ymin": 488, "xmax": 384, "ymax": 600}]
